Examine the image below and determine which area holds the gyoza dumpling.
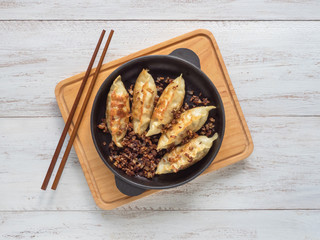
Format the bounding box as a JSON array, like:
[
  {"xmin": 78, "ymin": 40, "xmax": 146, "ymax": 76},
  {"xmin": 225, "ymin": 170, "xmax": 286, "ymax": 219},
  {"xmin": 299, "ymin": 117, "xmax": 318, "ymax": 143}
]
[
  {"xmin": 156, "ymin": 133, "xmax": 218, "ymax": 174},
  {"xmin": 157, "ymin": 106, "xmax": 215, "ymax": 150},
  {"xmin": 146, "ymin": 74, "xmax": 185, "ymax": 136},
  {"xmin": 132, "ymin": 69, "xmax": 157, "ymax": 135},
  {"xmin": 106, "ymin": 75, "xmax": 130, "ymax": 147}
]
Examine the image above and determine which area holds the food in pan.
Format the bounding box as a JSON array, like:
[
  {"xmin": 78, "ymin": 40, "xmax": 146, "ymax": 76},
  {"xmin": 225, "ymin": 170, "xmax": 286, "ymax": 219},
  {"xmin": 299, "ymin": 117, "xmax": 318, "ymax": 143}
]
[
  {"xmin": 132, "ymin": 69, "xmax": 157, "ymax": 135},
  {"xmin": 99, "ymin": 72, "xmax": 217, "ymax": 178},
  {"xmin": 108, "ymin": 122, "xmax": 166, "ymax": 179},
  {"xmin": 146, "ymin": 74, "xmax": 185, "ymax": 136},
  {"xmin": 105, "ymin": 75, "xmax": 130, "ymax": 147},
  {"xmin": 156, "ymin": 133, "xmax": 218, "ymax": 174},
  {"xmin": 157, "ymin": 106, "xmax": 215, "ymax": 150}
]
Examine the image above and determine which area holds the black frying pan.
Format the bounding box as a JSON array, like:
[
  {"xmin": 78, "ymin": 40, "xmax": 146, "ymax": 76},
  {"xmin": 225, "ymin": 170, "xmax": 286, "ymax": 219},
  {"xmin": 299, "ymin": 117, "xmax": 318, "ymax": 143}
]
[{"xmin": 91, "ymin": 48, "xmax": 225, "ymax": 196}]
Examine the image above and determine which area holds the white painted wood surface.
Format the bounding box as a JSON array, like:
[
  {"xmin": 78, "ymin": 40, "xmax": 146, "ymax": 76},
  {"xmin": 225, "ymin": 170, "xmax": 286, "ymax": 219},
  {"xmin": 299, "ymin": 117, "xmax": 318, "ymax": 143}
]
[
  {"xmin": 1, "ymin": 211, "xmax": 320, "ymax": 240},
  {"xmin": 1, "ymin": 1, "xmax": 320, "ymax": 239},
  {"xmin": 1, "ymin": 0, "xmax": 320, "ymax": 20},
  {"xmin": 1, "ymin": 21, "xmax": 319, "ymax": 117}
]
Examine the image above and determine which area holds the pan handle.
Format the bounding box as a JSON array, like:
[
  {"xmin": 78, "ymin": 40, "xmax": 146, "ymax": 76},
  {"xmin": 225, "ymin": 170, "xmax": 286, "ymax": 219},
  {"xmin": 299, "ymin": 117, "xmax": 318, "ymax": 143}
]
[
  {"xmin": 115, "ymin": 176, "xmax": 146, "ymax": 196},
  {"xmin": 169, "ymin": 48, "xmax": 201, "ymax": 68}
]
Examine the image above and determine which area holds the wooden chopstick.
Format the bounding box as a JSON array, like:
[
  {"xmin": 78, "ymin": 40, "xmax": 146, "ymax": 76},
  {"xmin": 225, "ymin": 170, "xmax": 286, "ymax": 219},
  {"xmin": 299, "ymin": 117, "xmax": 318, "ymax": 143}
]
[
  {"xmin": 51, "ymin": 30, "xmax": 114, "ymax": 190},
  {"xmin": 41, "ymin": 30, "xmax": 106, "ymax": 190}
]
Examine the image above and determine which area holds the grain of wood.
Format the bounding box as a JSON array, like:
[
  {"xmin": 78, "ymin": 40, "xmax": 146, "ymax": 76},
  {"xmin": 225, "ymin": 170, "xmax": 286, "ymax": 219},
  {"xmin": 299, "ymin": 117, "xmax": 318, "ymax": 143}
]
[
  {"xmin": 1, "ymin": 211, "xmax": 319, "ymax": 240},
  {"xmin": 0, "ymin": 0, "xmax": 320, "ymax": 20},
  {"xmin": 0, "ymin": 116, "xmax": 319, "ymax": 210},
  {"xmin": 0, "ymin": 21, "xmax": 319, "ymax": 117}
]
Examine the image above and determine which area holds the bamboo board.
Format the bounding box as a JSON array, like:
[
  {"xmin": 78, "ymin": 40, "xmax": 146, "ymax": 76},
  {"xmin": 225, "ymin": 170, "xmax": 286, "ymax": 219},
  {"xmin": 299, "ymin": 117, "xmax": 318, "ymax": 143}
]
[{"xmin": 55, "ymin": 29, "xmax": 254, "ymax": 210}]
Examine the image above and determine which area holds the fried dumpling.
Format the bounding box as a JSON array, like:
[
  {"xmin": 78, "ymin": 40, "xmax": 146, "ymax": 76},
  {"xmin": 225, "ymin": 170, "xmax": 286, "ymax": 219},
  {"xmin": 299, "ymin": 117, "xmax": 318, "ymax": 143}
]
[
  {"xmin": 157, "ymin": 106, "xmax": 215, "ymax": 150},
  {"xmin": 146, "ymin": 74, "xmax": 185, "ymax": 136},
  {"xmin": 106, "ymin": 75, "xmax": 130, "ymax": 147},
  {"xmin": 132, "ymin": 69, "xmax": 157, "ymax": 135},
  {"xmin": 156, "ymin": 133, "xmax": 218, "ymax": 174}
]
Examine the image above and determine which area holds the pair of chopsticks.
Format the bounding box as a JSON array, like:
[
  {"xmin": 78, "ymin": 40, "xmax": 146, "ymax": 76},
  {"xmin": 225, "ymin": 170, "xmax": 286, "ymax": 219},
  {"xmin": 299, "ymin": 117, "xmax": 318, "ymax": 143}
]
[{"xmin": 41, "ymin": 29, "xmax": 114, "ymax": 190}]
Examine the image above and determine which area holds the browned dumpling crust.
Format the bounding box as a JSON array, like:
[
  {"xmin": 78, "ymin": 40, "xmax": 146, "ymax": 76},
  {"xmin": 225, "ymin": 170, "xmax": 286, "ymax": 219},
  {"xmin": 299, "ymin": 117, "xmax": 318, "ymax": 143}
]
[
  {"xmin": 146, "ymin": 74, "xmax": 185, "ymax": 136},
  {"xmin": 106, "ymin": 75, "xmax": 130, "ymax": 147},
  {"xmin": 156, "ymin": 133, "xmax": 218, "ymax": 174},
  {"xmin": 132, "ymin": 69, "xmax": 157, "ymax": 135},
  {"xmin": 157, "ymin": 106, "xmax": 215, "ymax": 150}
]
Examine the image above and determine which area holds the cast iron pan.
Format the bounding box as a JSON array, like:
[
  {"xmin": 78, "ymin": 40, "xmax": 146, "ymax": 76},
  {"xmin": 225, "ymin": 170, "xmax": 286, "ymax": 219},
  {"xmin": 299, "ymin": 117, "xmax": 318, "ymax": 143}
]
[{"xmin": 91, "ymin": 48, "xmax": 225, "ymax": 196}]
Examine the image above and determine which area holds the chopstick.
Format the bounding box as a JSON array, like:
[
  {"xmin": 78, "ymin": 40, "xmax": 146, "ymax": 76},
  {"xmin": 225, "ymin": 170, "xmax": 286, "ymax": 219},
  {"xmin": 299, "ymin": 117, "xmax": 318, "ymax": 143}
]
[
  {"xmin": 51, "ymin": 29, "xmax": 115, "ymax": 190},
  {"xmin": 41, "ymin": 29, "xmax": 106, "ymax": 190}
]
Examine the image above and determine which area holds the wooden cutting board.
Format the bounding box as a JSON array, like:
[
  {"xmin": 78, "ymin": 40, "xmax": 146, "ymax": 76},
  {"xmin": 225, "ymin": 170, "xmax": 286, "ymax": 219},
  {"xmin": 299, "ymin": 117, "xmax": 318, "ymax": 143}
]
[{"xmin": 55, "ymin": 29, "xmax": 254, "ymax": 210}]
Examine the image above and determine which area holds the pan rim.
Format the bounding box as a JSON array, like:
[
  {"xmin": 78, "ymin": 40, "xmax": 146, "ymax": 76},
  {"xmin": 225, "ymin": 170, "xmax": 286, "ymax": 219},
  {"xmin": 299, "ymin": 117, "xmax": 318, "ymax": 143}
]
[{"xmin": 90, "ymin": 54, "xmax": 225, "ymax": 190}]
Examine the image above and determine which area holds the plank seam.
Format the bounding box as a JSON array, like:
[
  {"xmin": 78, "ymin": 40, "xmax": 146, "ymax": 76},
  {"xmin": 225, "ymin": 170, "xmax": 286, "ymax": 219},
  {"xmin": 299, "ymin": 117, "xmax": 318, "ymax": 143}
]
[
  {"xmin": 0, "ymin": 209, "xmax": 320, "ymax": 212},
  {"xmin": 0, "ymin": 19, "xmax": 320, "ymax": 22}
]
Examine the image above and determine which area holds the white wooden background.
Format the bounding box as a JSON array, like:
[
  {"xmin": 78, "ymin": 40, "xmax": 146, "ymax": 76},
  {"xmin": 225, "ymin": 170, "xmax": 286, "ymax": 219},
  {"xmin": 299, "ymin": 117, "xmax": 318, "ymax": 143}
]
[{"xmin": 1, "ymin": 1, "xmax": 320, "ymax": 239}]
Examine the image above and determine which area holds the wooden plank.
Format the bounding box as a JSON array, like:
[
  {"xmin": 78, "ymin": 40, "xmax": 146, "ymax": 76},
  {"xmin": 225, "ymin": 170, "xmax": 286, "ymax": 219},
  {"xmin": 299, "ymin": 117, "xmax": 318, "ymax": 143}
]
[
  {"xmin": 1, "ymin": 116, "xmax": 319, "ymax": 210},
  {"xmin": 0, "ymin": 0, "xmax": 320, "ymax": 20},
  {"xmin": 1, "ymin": 210, "xmax": 319, "ymax": 239},
  {"xmin": 1, "ymin": 21, "xmax": 319, "ymax": 117}
]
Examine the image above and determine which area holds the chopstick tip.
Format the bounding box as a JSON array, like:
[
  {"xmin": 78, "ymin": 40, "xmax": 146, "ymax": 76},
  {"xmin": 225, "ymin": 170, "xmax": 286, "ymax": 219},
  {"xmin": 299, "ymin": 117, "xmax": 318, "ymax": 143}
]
[
  {"xmin": 51, "ymin": 184, "xmax": 57, "ymax": 190},
  {"xmin": 109, "ymin": 30, "xmax": 115, "ymax": 38}
]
